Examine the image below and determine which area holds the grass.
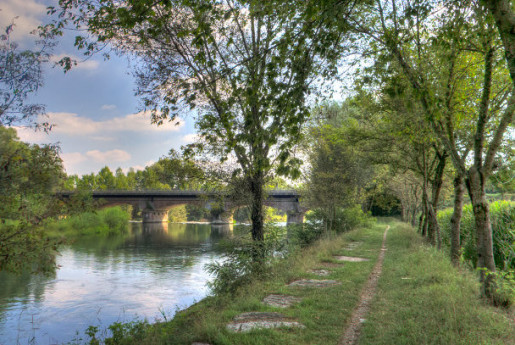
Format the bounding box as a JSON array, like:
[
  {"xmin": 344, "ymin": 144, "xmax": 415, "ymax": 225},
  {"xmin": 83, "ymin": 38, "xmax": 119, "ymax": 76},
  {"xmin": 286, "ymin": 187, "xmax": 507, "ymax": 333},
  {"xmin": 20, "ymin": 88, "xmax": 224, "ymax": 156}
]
[
  {"xmin": 360, "ymin": 221, "xmax": 514, "ymax": 345},
  {"xmin": 83, "ymin": 220, "xmax": 514, "ymax": 345}
]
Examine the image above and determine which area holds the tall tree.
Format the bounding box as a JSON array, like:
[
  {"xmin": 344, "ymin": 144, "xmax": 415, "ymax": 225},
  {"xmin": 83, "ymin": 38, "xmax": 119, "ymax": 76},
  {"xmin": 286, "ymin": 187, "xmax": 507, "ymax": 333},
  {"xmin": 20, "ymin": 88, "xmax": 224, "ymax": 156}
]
[
  {"xmin": 0, "ymin": 126, "xmax": 64, "ymax": 272},
  {"xmin": 347, "ymin": 0, "xmax": 513, "ymax": 302},
  {"xmin": 45, "ymin": 0, "xmax": 355, "ymax": 241}
]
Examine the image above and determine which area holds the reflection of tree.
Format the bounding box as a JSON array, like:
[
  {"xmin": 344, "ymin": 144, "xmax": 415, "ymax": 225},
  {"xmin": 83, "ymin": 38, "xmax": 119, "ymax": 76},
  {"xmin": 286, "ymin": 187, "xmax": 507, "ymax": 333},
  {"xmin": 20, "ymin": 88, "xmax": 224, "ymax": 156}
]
[
  {"xmin": 65, "ymin": 223, "xmax": 231, "ymax": 272},
  {"xmin": 0, "ymin": 270, "xmax": 55, "ymax": 319}
]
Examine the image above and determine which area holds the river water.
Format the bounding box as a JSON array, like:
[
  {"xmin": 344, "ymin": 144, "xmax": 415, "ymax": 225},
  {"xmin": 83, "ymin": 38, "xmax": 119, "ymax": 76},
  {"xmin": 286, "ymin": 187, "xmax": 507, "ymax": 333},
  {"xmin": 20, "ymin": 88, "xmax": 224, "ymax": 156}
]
[{"xmin": 0, "ymin": 222, "xmax": 238, "ymax": 345}]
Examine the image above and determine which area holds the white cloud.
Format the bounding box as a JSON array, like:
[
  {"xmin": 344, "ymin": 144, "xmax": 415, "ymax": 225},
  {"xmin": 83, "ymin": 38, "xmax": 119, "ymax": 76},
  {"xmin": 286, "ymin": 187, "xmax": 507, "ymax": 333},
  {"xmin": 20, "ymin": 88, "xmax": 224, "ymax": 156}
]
[
  {"xmin": 0, "ymin": 0, "xmax": 46, "ymax": 41},
  {"xmin": 60, "ymin": 152, "xmax": 87, "ymax": 173},
  {"xmin": 39, "ymin": 111, "xmax": 185, "ymax": 136},
  {"xmin": 14, "ymin": 126, "xmax": 49, "ymax": 143},
  {"xmin": 101, "ymin": 104, "xmax": 117, "ymax": 110},
  {"xmin": 86, "ymin": 149, "xmax": 131, "ymax": 163},
  {"xmin": 50, "ymin": 54, "xmax": 100, "ymax": 71},
  {"xmin": 181, "ymin": 133, "xmax": 200, "ymax": 143}
]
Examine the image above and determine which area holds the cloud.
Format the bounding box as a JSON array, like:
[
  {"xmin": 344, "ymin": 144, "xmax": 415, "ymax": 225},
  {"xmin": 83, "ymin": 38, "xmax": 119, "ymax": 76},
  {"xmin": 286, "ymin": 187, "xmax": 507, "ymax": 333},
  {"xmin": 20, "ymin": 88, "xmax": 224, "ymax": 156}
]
[
  {"xmin": 60, "ymin": 152, "xmax": 87, "ymax": 173},
  {"xmin": 86, "ymin": 149, "xmax": 131, "ymax": 162},
  {"xmin": 181, "ymin": 133, "xmax": 200, "ymax": 143},
  {"xmin": 14, "ymin": 126, "xmax": 49, "ymax": 142},
  {"xmin": 101, "ymin": 104, "xmax": 117, "ymax": 110},
  {"xmin": 50, "ymin": 54, "xmax": 100, "ymax": 71},
  {"xmin": 0, "ymin": 0, "xmax": 46, "ymax": 41},
  {"xmin": 41, "ymin": 112, "xmax": 185, "ymax": 136}
]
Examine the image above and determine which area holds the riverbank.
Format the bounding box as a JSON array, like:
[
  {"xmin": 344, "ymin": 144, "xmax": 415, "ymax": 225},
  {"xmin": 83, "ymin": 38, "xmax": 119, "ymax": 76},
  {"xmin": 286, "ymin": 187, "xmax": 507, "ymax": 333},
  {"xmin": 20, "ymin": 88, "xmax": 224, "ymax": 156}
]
[{"xmin": 90, "ymin": 219, "xmax": 513, "ymax": 345}]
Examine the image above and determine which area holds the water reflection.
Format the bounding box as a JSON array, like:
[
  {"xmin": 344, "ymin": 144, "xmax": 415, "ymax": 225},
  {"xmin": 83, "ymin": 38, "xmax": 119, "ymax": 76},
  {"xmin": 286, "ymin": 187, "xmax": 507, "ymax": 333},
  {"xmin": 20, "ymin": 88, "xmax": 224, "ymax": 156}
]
[{"xmin": 0, "ymin": 222, "xmax": 235, "ymax": 345}]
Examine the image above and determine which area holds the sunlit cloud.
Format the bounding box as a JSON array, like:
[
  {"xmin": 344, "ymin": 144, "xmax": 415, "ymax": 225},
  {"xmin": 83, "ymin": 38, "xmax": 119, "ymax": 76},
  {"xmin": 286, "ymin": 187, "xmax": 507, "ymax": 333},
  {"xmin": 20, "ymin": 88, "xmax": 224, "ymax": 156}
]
[
  {"xmin": 50, "ymin": 54, "xmax": 101, "ymax": 71},
  {"xmin": 86, "ymin": 149, "xmax": 131, "ymax": 163},
  {"xmin": 181, "ymin": 133, "xmax": 200, "ymax": 143},
  {"xmin": 16, "ymin": 112, "xmax": 185, "ymax": 141},
  {"xmin": 0, "ymin": 0, "xmax": 46, "ymax": 41}
]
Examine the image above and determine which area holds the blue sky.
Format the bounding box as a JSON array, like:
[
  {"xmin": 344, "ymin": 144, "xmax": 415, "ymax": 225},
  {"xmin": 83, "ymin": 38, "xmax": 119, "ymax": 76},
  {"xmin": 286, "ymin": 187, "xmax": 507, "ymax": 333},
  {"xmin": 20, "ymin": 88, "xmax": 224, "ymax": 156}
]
[{"xmin": 4, "ymin": 0, "xmax": 198, "ymax": 175}]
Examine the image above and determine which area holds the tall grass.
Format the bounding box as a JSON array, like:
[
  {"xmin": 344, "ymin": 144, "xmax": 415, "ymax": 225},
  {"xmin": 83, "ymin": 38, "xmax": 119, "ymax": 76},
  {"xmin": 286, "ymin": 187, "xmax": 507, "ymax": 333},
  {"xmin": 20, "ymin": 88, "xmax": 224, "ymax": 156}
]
[
  {"xmin": 45, "ymin": 206, "xmax": 131, "ymax": 238},
  {"xmin": 438, "ymin": 200, "xmax": 515, "ymax": 270},
  {"xmin": 438, "ymin": 200, "xmax": 515, "ymax": 307}
]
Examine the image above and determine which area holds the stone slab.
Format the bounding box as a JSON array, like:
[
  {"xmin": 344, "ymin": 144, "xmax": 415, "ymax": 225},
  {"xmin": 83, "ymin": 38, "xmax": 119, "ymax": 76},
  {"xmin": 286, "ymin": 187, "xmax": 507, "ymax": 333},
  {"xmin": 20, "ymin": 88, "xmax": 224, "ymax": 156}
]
[
  {"xmin": 310, "ymin": 269, "xmax": 330, "ymax": 276},
  {"xmin": 288, "ymin": 279, "xmax": 341, "ymax": 287},
  {"xmin": 263, "ymin": 294, "xmax": 302, "ymax": 308},
  {"xmin": 333, "ymin": 255, "xmax": 370, "ymax": 262},
  {"xmin": 226, "ymin": 312, "xmax": 305, "ymax": 332}
]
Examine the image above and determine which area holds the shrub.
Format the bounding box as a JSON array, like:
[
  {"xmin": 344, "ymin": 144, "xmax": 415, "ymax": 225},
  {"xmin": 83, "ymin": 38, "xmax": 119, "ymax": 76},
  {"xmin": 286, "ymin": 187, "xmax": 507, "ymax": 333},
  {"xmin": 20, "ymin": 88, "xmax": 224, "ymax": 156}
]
[
  {"xmin": 438, "ymin": 201, "xmax": 515, "ymax": 270},
  {"xmin": 205, "ymin": 223, "xmax": 288, "ymax": 295}
]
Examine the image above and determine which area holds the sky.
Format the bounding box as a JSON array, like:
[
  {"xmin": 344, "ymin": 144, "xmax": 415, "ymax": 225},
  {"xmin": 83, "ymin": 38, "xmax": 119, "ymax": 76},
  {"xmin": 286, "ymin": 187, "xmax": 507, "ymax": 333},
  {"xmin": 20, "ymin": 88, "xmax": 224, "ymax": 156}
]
[{"xmin": 3, "ymin": 0, "xmax": 198, "ymax": 176}]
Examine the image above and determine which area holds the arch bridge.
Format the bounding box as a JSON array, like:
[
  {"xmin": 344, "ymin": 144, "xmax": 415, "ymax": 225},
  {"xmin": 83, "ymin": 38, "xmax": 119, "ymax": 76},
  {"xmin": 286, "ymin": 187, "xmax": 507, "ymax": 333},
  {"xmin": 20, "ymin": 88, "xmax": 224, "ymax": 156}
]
[{"xmin": 58, "ymin": 190, "xmax": 306, "ymax": 224}]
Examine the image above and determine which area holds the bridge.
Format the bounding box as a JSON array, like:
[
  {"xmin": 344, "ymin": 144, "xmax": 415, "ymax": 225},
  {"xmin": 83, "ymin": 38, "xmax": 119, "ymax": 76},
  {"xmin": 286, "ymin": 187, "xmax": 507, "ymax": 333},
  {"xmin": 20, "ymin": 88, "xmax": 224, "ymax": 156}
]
[{"xmin": 58, "ymin": 190, "xmax": 306, "ymax": 224}]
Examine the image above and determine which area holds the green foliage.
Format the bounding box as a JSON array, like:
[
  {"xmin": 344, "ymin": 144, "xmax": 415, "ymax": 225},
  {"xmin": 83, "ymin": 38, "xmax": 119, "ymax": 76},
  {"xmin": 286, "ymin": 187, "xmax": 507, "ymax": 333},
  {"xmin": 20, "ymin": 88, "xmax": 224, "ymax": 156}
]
[
  {"xmin": 46, "ymin": 206, "xmax": 130, "ymax": 238},
  {"xmin": 82, "ymin": 321, "xmax": 150, "ymax": 345},
  {"xmin": 439, "ymin": 201, "xmax": 515, "ymax": 270},
  {"xmin": 0, "ymin": 126, "xmax": 65, "ymax": 273},
  {"xmin": 0, "ymin": 23, "xmax": 49, "ymax": 127},
  {"xmin": 168, "ymin": 205, "xmax": 188, "ymax": 223},
  {"xmin": 305, "ymin": 204, "xmax": 375, "ymax": 234},
  {"xmin": 288, "ymin": 222, "xmax": 324, "ymax": 247},
  {"xmin": 205, "ymin": 224, "xmax": 288, "ymax": 295}
]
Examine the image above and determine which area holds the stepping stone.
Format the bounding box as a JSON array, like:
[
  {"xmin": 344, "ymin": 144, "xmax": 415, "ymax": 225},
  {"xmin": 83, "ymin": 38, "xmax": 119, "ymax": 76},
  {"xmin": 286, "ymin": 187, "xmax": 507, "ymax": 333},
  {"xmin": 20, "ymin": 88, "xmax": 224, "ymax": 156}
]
[
  {"xmin": 310, "ymin": 269, "xmax": 330, "ymax": 276},
  {"xmin": 344, "ymin": 242, "xmax": 363, "ymax": 250},
  {"xmin": 288, "ymin": 279, "xmax": 341, "ymax": 287},
  {"xmin": 226, "ymin": 312, "xmax": 305, "ymax": 332},
  {"xmin": 263, "ymin": 294, "xmax": 302, "ymax": 308},
  {"xmin": 334, "ymin": 255, "xmax": 370, "ymax": 262}
]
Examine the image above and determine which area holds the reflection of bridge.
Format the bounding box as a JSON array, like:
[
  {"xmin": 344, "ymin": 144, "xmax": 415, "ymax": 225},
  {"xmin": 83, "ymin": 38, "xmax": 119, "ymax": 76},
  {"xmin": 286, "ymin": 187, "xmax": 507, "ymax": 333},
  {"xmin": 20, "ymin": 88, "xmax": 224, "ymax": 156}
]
[{"xmin": 58, "ymin": 190, "xmax": 305, "ymax": 224}]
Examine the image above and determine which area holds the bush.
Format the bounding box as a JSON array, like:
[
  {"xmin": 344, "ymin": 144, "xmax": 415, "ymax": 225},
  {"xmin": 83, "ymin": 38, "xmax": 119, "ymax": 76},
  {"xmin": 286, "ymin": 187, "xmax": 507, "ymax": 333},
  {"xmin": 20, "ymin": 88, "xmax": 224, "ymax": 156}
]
[
  {"xmin": 289, "ymin": 222, "xmax": 324, "ymax": 247},
  {"xmin": 205, "ymin": 223, "xmax": 288, "ymax": 295},
  {"xmin": 439, "ymin": 201, "xmax": 515, "ymax": 270},
  {"xmin": 305, "ymin": 204, "xmax": 375, "ymax": 234},
  {"xmin": 47, "ymin": 206, "xmax": 130, "ymax": 237}
]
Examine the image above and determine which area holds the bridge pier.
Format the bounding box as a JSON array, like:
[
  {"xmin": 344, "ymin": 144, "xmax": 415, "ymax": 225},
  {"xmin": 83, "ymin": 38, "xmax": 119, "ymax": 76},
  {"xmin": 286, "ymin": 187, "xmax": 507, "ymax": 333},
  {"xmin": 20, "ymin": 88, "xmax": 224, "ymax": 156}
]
[
  {"xmin": 142, "ymin": 209, "xmax": 168, "ymax": 223},
  {"xmin": 287, "ymin": 211, "xmax": 305, "ymax": 225}
]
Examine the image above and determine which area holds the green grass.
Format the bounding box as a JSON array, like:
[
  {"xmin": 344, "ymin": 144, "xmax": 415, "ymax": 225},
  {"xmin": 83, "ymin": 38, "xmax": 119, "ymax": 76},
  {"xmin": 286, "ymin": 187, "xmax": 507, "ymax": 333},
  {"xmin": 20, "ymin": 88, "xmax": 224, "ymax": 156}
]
[
  {"xmin": 83, "ymin": 220, "xmax": 514, "ymax": 345},
  {"xmin": 360, "ymin": 221, "xmax": 514, "ymax": 345},
  {"xmin": 45, "ymin": 206, "xmax": 131, "ymax": 239}
]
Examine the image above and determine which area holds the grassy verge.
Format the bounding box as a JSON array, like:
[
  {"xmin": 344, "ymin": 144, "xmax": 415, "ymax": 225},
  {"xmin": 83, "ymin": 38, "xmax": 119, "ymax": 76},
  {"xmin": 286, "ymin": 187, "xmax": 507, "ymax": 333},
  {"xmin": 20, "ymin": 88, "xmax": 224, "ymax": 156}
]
[
  {"xmin": 360, "ymin": 221, "xmax": 514, "ymax": 345},
  {"xmin": 84, "ymin": 220, "xmax": 514, "ymax": 345},
  {"xmin": 45, "ymin": 206, "xmax": 131, "ymax": 239}
]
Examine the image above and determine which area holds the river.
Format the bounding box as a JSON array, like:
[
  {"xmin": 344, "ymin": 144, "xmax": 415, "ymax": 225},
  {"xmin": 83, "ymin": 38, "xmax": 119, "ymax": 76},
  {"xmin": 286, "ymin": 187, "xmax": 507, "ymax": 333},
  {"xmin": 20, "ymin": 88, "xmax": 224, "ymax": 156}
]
[{"xmin": 0, "ymin": 222, "xmax": 238, "ymax": 345}]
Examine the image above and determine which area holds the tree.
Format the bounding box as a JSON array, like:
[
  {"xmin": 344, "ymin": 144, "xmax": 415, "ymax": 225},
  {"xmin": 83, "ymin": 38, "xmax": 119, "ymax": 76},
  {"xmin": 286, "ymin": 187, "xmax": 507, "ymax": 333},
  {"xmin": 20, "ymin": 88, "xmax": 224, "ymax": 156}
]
[
  {"xmin": 304, "ymin": 102, "xmax": 374, "ymax": 232},
  {"xmin": 0, "ymin": 126, "xmax": 64, "ymax": 272},
  {"xmin": 347, "ymin": 0, "xmax": 513, "ymax": 302},
  {"xmin": 46, "ymin": 0, "xmax": 356, "ymax": 242},
  {"xmin": 0, "ymin": 23, "xmax": 51, "ymax": 128}
]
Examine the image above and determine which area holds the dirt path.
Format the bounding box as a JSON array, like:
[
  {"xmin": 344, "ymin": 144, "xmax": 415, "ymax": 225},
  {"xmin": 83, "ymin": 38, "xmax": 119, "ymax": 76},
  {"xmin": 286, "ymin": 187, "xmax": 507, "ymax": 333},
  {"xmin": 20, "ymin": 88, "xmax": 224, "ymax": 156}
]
[{"xmin": 339, "ymin": 225, "xmax": 390, "ymax": 345}]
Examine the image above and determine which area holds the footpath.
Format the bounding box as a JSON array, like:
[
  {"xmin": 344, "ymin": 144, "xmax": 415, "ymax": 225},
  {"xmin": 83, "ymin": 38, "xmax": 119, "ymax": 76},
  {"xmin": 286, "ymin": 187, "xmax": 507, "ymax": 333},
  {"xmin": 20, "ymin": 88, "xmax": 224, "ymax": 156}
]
[{"xmin": 108, "ymin": 220, "xmax": 515, "ymax": 345}]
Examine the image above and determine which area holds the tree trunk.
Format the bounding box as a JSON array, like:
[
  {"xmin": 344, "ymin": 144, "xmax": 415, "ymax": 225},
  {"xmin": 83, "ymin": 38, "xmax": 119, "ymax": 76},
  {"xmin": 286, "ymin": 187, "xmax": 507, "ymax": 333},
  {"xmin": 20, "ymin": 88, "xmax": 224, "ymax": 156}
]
[
  {"xmin": 465, "ymin": 168, "xmax": 497, "ymax": 301},
  {"xmin": 249, "ymin": 173, "xmax": 264, "ymax": 242},
  {"xmin": 450, "ymin": 173, "xmax": 465, "ymax": 266},
  {"xmin": 429, "ymin": 151, "xmax": 447, "ymax": 249}
]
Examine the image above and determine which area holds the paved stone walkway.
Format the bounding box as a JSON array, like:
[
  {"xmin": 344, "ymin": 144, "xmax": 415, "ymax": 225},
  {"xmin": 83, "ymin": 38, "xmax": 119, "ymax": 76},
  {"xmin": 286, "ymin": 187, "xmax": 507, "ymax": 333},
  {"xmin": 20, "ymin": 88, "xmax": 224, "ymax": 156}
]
[{"xmin": 339, "ymin": 226, "xmax": 390, "ymax": 345}]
